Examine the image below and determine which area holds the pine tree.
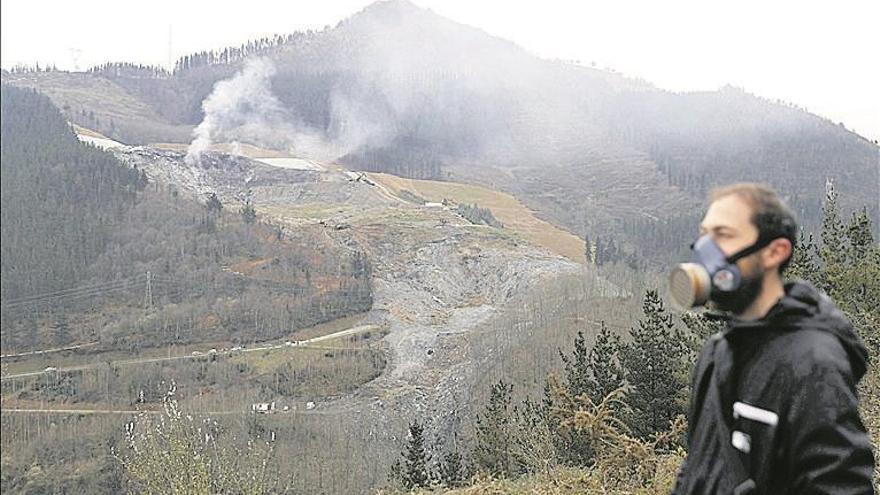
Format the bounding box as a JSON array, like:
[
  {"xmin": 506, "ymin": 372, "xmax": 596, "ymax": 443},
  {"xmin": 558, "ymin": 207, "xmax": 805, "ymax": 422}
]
[
  {"xmin": 388, "ymin": 459, "xmax": 403, "ymax": 488},
  {"xmin": 559, "ymin": 330, "xmax": 591, "ymax": 398},
  {"xmin": 400, "ymin": 421, "xmax": 432, "ymax": 490},
  {"xmin": 787, "ymin": 231, "xmax": 820, "ymax": 282},
  {"xmin": 473, "ymin": 380, "xmax": 516, "ymax": 476},
  {"xmin": 819, "ymin": 179, "xmax": 846, "ymax": 292},
  {"xmin": 558, "ymin": 323, "xmax": 623, "ymax": 405},
  {"xmin": 549, "ymin": 324, "xmax": 624, "ymax": 467},
  {"xmin": 240, "ymin": 199, "xmax": 257, "ymax": 224},
  {"xmin": 584, "ymin": 235, "xmax": 593, "ymax": 263},
  {"xmin": 619, "ymin": 290, "xmax": 689, "ymax": 439},
  {"xmin": 834, "ymin": 207, "xmax": 879, "ymax": 353},
  {"xmin": 513, "ymin": 396, "xmax": 559, "ymax": 473},
  {"xmin": 587, "ymin": 322, "xmax": 624, "ymax": 404},
  {"xmin": 437, "ymin": 447, "xmax": 466, "ymax": 488},
  {"xmin": 846, "ymin": 208, "xmax": 874, "ymax": 262},
  {"xmin": 680, "ymin": 311, "xmax": 724, "ymax": 362},
  {"xmin": 206, "ymin": 193, "xmax": 223, "ymax": 214},
  {"xmin": 793, "ymin": 187, "xmax": 879, "ymax": 355}
]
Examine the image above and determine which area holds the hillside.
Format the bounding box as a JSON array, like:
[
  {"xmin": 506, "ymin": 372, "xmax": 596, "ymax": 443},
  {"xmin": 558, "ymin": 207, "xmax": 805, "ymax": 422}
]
[
  {"xmin": 0, "ymin": 87, "xmax": 373, "ymax": 353},
  {"xmin": 4, "ymin": 0, "xmax": 876, "ymax": 267},
  {"xmin": 2, "ymin": 3, "xmax": 878, "ymax": 492},
  {"xmin": 1, "ymin": 84, "xmax": 629, "ymax": 493},
  {"xmin": 0, "ymin": 71, "xmax": 193, "ymax": 143},
  {"xmin": 0, "ymin": 83, "xmax": 374, "ymax": 376},
  {"xmin": 367, "ymin": 172, "xmax": 587, "ymax": 263},
  {"xmin": 0, "ymin": 85, "xmax": 147, "ymax": 300}
]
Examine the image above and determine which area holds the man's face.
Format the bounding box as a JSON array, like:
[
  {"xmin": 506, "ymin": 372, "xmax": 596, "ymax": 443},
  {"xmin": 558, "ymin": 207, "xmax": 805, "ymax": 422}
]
[
  {"xmin": 700, "ymin": 194, "xmax": 759, "ymax": 259},
  {"xmin": 700, "ymin": 194, "xmax": 765, "ymax": 314}
]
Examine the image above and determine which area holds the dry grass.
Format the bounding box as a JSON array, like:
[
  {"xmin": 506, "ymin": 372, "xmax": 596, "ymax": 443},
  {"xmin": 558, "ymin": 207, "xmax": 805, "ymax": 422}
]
[
  {"xmin": 860, "ymin": 364, "xmax": 879, "ymax": 485},
  {"xmin": 414, "ymin": 462, "xmax": 682, "ymax": 495},
  {"xmin": 367, "ymin": 173, "xmax": 586, "ymax": 264},
  {"xmin": 227, "ymin": 335, "xmax": 382, "ymax": 376},
  {"xmin": 70, "ymin": 124, "xmax": 106, "ymax": 138},
  {"xmin": 259, "ymin": 203, "xmax": 354, "ymax": 221},
  {"xmin": 3, "ymin": 72, "xmax": 160, "ymax": 121}
]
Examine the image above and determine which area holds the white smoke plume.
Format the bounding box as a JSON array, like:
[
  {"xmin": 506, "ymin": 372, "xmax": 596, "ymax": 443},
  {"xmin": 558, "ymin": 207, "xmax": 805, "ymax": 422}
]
[
  {"xmin": 182, "ymin": 3, "xmax": 547, "ymax": 166},
  {"xmin": 185, "ymin": 57, "xmax": 351, "ymax": 164},
  {"xmin": 186, "ymin": 58, "xmax": 293, "ymax": 164}
]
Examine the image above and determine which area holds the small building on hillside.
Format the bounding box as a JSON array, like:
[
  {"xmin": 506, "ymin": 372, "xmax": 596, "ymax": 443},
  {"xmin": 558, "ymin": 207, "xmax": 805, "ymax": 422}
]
[{"xmin": 252, "ymin": 402, "xmax": 276, "ymax": 414}]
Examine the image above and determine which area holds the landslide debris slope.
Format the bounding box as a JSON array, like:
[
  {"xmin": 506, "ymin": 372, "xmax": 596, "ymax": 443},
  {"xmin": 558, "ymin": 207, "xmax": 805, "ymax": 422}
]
[
  {"xmin": 113, "ymin": 142, "xmax": 607, "ymax": 492},
  {"xmin": 6, "ymin": 0, "xmax": 876, "ymax": 263}
]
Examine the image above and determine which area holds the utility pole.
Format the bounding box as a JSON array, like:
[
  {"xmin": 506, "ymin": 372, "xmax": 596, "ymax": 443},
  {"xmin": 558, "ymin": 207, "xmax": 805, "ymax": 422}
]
[{"xmin": 144, "ymin": 271, "xmax": 153, "ymax": 311}]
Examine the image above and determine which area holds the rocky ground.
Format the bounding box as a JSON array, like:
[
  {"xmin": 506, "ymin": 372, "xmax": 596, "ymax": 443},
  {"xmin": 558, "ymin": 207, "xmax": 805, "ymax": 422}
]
[{"xmin": 113, "ymin": 144, "xmax": 605, "ymax": 492}]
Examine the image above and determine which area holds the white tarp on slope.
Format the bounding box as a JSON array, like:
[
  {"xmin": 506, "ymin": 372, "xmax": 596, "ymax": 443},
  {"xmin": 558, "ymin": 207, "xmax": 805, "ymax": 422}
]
[
  {"xmin": 253, "ymin": 157, "xmax": 325, "ymax": 171},
  {"xmin": 77, "ymin": 134, "xmax": 125, "ymax": 150}
]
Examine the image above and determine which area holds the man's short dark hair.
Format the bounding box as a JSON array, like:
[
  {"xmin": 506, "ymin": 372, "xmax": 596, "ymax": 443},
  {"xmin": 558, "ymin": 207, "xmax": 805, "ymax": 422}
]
[{"xmin": 709, "ymin": 183, "xmax": 799, "ymax": 273}]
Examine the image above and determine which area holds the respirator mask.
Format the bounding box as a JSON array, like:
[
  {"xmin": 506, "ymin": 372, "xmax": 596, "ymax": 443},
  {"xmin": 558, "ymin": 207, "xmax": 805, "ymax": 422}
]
[{"xmin": 669, "ymin": 234, "xmax": 772, "ymax": 310}]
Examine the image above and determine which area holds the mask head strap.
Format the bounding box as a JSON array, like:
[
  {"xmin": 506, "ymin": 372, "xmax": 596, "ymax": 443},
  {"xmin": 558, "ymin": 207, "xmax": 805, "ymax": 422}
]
[{"xmin": 725, "ymin": 236, "xmax": 775, "ymax": 264}]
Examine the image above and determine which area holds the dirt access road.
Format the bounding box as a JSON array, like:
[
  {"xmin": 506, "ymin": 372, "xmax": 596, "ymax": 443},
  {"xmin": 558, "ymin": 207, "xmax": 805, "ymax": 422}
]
[{"xmin": 0, "ymin": 324, "xmax": 379, "ymax": 382}]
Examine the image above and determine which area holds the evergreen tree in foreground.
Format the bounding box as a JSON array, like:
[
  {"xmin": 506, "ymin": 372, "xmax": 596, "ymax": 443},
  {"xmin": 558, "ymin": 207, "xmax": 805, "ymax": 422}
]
[
  {"xmin": 551, "ymin": 322, "xmax": 624, "ymax": 466},
  {"xmin": 390, "ymin": 421, "xmax": 433, "ymax": 490},
  {"xmin": 437, "ymin": 447, "xmax": 467, "ymax": 488},
  {"xmin": 586, "ymin": 322, "xmax": 625, "ymax": 405},
  {"xmin": 559, "ymin": 330, "xmax": 591, "ymax": 398},
  {"xmin": 473, "ymin": 380, "xmax": 516, "ymax": 477},
  {"xmin": 808, "ymin": 185, "xmax": 879, "ymax": 354},
  {"xmin": 787, "ymin": 231, "xmax": 820, "ymax": 282},
  {"xmin": 619, "ymin": 290, "xmax": 690, "ymax": 439}
]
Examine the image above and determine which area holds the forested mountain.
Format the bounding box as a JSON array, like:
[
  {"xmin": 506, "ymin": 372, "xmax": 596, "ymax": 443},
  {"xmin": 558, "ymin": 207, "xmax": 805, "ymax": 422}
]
[
  {"xmin": 3, "ymin": 1, "xmax": 876, "ymax": 261},
  {"xmin": 1, "ymin": 3, "xmax": 877, "ymax": 491},
  {"xmin": 0, "ymin": 85, "xmax": 147, "ymax": 299},
  {"xmin": 0, "ymin": 84, "xmax": 372, "ymax": 353},
  {"xmin": 604, "ymin": 86, "xmax": 879, "ymax": 225}
]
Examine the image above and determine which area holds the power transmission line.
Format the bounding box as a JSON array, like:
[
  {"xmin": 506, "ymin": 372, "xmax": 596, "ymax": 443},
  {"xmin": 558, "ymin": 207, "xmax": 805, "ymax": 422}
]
[
  {"xmin": 1, "ymin": 279, "xmax": 141, "ymax": 309},
  {"xmin": 2, "ymin": 277, "xmax": 140, "ymax": 305}
]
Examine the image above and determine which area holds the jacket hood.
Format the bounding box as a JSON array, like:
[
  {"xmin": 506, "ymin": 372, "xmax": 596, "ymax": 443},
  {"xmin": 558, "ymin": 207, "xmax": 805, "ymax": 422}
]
[{"xmin": 729, "ymin": 280, "xmax": 869, "ymax": 380}]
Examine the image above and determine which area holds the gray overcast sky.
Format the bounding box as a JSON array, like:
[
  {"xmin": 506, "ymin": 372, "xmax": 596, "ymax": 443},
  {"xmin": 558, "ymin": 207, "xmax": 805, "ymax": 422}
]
[{"xmin": 2, "ymin": 0, "xmax": 878, "ymax": 140}]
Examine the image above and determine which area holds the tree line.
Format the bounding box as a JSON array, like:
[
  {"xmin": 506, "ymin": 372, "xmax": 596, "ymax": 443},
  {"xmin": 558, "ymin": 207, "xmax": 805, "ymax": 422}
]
[
  {"xmin": 0, "ymin": 84, "xmax": 373, "ymax": 355},
  {"xmin": 386, "ymin": 185, "xmax": 878, "ymax": 493}
]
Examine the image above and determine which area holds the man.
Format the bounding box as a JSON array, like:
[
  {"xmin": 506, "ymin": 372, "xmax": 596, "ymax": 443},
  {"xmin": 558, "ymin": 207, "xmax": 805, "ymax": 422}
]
[{"xmin": 670, "ymin": 183, "xmax": 875, "ymax": 494}]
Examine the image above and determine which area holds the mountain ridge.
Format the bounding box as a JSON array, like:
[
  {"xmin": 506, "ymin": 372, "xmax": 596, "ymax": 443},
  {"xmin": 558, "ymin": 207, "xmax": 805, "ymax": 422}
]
[{"xmin": 2, "ymin": 0, "xmax": 876, "ymax": 258}]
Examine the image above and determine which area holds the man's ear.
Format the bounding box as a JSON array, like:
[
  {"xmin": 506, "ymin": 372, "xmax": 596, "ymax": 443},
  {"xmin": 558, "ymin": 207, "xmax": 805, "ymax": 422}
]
[{"xmin": 763, "ymin": 238, "xmax": 793, "ymax": 271}]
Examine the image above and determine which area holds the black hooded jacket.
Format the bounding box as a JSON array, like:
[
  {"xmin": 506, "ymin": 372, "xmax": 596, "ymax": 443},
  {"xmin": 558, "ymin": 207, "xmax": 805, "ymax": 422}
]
[{"xmin": 672, "ymin": 281, "xmax": 875, "ymax": 494}]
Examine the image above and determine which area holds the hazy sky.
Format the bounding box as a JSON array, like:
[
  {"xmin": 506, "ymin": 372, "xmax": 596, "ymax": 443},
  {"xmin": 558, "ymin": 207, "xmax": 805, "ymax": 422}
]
[{"xmin": 2, "ymin": 0, "xmax": 878, "ymax": 140}]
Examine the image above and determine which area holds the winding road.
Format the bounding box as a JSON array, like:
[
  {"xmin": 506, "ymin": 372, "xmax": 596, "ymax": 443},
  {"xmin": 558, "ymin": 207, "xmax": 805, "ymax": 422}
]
[{"xmin": 0, "ymin": 324, "xmax": 379, "ymax": 382}]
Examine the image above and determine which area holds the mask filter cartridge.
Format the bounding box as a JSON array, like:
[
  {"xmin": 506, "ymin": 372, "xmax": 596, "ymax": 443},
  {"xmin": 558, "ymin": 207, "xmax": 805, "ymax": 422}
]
[{"xmin": 668, "ymin": 234, "xmax": 767, "ymax": 309}]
